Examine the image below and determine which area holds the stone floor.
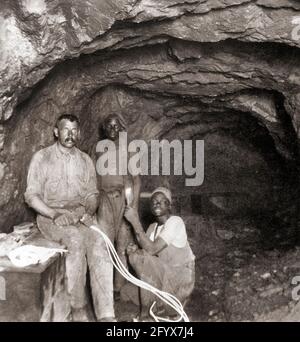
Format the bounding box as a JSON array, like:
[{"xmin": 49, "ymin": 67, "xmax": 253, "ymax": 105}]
[
  {"xmin": 2, "ymin": 215, "xmax": 300, "ymax": 322},
  {"xmin": 114, "ymin": 215, "xmax": 300, "ymax": 322}
]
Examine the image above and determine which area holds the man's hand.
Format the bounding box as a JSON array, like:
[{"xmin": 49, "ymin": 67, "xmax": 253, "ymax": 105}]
[
  {"xmin": 85, "ymin": 194, "xmax": 99, "ymax": 216},
  {"xmin": 124, "ymin": 206, "xmax": 139, "ymax": 224},
  {"xmin": 126, "ymin": 243, "xmax": 138, "ymax": 255},
  {"xmin": 80, "ymin": 213, "xmax": 94, "ymax": 227},
  {"xmin": 53, "ymin": 211, "xmax": 80, "ymax": 226}
]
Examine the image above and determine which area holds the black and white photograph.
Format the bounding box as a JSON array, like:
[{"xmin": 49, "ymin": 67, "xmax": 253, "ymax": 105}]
[{"xmin": 0, "ymin": 0, "xmax": 300, "ymax": 328}]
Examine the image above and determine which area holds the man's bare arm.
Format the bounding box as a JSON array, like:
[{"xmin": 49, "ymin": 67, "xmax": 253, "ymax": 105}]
[
  {"xmin": 27, "ymin": 196, "xmax": 78, "ymax": 226},
  {"xmin": 85, "ymin": 194, "xmax": 99, "ymax": 216},
  {"xmin": 27, "ymin": 195, "xmax": 58, "ymax": 220},
  {"xmin": 124, "ymin": 207, "xmax": 167, "ymax": 255},
  {"xmin": 132, "ymin": 175, "xmax": 141, "ymax": 209}
]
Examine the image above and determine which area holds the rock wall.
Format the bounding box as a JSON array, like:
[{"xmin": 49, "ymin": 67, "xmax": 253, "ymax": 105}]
[{"xmin": 0, "ymin": 1, "xmax": 300, "ymax": 231}]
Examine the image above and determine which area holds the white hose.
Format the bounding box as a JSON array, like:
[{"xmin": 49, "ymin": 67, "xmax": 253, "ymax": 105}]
[{"xmin": 88, "ymin": 224, "xmax": 190, "ymax": 322}]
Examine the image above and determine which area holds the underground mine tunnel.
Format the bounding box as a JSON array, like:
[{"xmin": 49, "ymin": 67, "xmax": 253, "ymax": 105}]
[{"xmin": 1, "ymin": 0, "xmax": 300, "ymax": 322}]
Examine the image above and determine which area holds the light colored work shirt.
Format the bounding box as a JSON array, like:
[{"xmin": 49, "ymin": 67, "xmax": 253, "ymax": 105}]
[
  {"xmin": 149, "ymin": 216, "xmax": 188, "ymax": 248},
  {"xmin": 24, "ymin": 142, "xmax": 99, "ymax": 208},
  {"xmin": 147, "ymin": 215, "xmax": 195, "ymax": 267}
]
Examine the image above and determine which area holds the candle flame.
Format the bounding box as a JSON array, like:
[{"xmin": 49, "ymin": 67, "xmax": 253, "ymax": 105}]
[{"xmin": 125, "ymin": 186, "xmax": 133, "ymax": 206}]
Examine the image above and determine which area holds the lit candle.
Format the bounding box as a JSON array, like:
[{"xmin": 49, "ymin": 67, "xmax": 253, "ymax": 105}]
[{"xmin": 125, "ymin": 185, "xmax": 133, "ymax": 206}]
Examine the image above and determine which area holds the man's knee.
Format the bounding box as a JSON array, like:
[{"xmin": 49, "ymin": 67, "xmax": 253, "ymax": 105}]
[
  {"xmin": 87, "ymin": 228, "xmax": 108, "ymax": 251},
  {"xmin": 63, "ymin": 227, "xmax": 85, "ymax": 251},
  {"xmin": 89, "ymin": 239, "xmax": 111, "ymax": 264}
]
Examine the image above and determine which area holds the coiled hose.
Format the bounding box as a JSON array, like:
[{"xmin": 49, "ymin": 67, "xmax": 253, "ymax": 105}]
[{"xmin": 88, "ymin": 223, "xmax": 190, "ymax": 322}]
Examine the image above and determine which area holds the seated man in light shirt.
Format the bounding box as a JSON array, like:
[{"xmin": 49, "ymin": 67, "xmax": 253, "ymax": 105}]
[
  {"xmin": 24, "ymin": 114, "xmax": 115, "ymax": 322},
  {"xmin": 121, "ymin": 187, "xmax": 195, "ymax": 321}
]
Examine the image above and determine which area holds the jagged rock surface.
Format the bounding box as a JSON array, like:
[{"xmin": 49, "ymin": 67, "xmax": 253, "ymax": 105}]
[{"xmin": 1, "ymin": 0, "xmax": 300, "ymax": 123}]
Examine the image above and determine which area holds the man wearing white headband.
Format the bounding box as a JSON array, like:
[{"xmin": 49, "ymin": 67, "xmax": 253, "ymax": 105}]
[
  {"xmin": 151, "ymin": 187, "xmax": 172, "ymax": 204},
  {"xmin": 122, "ymin": 187, "xmax": 195, "ymax": 320}
]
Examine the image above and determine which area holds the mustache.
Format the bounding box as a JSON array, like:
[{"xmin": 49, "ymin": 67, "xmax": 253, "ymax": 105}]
[{"xmin": 65, "ymin": 137, "xmax": 75, "ymax": 142}]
